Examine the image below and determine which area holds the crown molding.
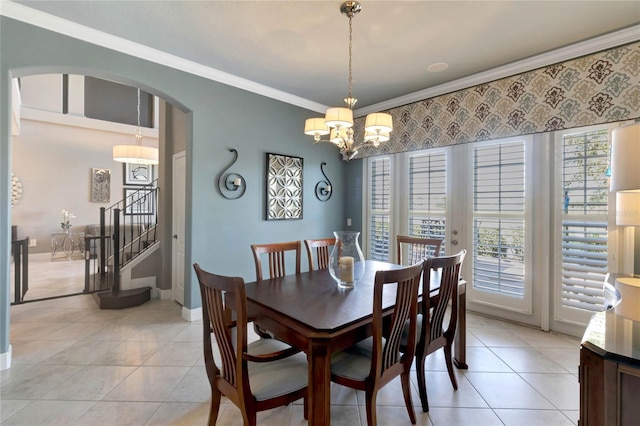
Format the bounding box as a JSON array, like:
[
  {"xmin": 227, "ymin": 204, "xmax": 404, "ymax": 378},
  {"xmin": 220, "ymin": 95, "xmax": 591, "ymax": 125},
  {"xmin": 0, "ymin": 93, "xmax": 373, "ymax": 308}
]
[
  {"xmin": 356, "ymin": 24, "xmax": 640, "ymax": 117},
  {"xmin": 0, "ymin": 1, "xmax": 328, "ymax": 113}
]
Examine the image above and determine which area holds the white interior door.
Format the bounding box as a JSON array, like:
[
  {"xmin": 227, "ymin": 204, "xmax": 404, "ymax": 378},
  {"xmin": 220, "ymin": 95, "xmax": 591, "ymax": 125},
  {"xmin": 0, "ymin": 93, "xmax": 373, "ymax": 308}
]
[{"xmin": 172, "ymin": 151, "xmax": 186, "ymax": 305}]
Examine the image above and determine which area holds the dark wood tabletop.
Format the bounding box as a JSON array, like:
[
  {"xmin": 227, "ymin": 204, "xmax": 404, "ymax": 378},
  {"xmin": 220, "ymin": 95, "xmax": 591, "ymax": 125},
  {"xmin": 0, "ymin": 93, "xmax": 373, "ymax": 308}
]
[{"xmin": 244, "ymin": 260, "xmax": 405, "ymax": 331}]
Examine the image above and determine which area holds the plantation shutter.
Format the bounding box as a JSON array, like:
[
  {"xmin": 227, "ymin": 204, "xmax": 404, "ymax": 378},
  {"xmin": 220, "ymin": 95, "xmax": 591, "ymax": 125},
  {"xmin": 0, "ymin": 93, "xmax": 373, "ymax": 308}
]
[
  {"xmin": 369, "ymin": 157, "xmax": 391, "ymax": 261},
  {"xmin": 561, "ymin": 130, "xmax": 609, "ymax": 312},
  {"xmin": 408, "ymin": 152, "xmax": 447, "ymax": 252},
  {"xmin": 473, "ymin": 141, "xmax": 526, "ymax": 297}
]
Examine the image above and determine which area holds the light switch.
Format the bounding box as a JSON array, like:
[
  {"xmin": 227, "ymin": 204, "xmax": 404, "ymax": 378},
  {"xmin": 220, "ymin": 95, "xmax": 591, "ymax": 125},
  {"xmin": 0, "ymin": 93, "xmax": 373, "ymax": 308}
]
[{"xmin": 347, "ymin": 218, "xmax": 352, "ymax": 226}]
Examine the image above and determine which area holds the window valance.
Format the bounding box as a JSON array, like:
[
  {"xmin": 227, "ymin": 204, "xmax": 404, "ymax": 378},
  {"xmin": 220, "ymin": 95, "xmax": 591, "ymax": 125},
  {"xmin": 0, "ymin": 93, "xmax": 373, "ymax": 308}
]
[{"xmin": 354, "ymin": 42, "xmax": 640, "ymax": 158}]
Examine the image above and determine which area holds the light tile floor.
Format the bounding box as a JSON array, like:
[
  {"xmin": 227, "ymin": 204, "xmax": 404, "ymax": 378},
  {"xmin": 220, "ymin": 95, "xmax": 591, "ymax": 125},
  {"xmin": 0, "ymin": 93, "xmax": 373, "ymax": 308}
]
[{"xmin": 2, "ymin": 255, "xmax": 582, "ymax": 425}]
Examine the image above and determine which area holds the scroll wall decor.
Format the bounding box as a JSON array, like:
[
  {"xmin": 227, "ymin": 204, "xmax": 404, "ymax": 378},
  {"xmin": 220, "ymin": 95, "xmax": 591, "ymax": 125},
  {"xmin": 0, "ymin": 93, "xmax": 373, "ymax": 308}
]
[
  {"xmin": 315, "ymin": 162, "xmax": 333, "ymax": 202},
  {"xmin": 354, "ymin": 41, "xmax": 640, "ymax": 158},
  {"xmin": 217, "ymin": 148, "xmax": 246, "ymax": 200},
  {"xmin": 266, "ymin": 152, "xmax": 303, "ymax": 220}
]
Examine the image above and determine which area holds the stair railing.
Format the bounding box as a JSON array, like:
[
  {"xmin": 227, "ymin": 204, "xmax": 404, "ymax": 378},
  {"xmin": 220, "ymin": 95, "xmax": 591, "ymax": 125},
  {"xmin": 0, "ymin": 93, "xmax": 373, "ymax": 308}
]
[{"xmin": 92, "ymin": 179, "xmax": 159, "ymax": 289}]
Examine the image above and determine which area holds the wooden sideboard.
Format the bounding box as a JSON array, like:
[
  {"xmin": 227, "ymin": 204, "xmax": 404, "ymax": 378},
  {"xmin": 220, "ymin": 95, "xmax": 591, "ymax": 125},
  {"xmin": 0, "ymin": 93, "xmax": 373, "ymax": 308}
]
[{"xmin": 579, "ymin": 274, "xmax": 640, "ymax": 426}]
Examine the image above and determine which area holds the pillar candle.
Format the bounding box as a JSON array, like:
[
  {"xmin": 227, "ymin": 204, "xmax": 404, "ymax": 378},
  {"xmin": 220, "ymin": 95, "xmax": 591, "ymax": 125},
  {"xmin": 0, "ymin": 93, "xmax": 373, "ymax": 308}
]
[{"xmin": 339, "ymin": 256, "xmax": 354, "ymax": 282}]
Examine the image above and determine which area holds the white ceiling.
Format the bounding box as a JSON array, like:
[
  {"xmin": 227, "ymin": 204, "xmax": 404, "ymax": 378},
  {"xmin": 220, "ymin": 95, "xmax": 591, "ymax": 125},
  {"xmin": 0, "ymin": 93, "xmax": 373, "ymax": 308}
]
[{"xmin": 4, "ymin": 1, "xmax": 640, "ymax": 114}]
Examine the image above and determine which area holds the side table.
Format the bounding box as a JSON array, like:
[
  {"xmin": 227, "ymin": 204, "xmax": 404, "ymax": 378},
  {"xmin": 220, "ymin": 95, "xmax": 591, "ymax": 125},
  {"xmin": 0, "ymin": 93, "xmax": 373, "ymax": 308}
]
[{"xmin": 51, "ymin": 231, "xmax": 85, "ymax": 260}]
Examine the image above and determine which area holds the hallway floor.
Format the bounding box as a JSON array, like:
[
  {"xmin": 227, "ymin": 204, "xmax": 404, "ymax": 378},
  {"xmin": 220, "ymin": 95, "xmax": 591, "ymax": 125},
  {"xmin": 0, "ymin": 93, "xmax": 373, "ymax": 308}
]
[{"xmin": 2, "ymin": 256, "xmax": 581, "ymax": 425}]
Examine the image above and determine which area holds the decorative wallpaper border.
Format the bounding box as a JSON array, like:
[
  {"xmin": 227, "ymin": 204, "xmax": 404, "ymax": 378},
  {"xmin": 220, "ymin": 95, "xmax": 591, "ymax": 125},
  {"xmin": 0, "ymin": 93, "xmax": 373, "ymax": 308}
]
[{"xmin": 355, "ymin": 41, "xmax": 640, "ymax": 158}]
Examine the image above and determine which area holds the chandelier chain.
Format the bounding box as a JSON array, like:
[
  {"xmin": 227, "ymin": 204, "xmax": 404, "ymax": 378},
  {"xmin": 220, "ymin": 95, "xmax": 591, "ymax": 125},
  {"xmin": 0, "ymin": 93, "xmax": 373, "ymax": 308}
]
[
  {"xmin": 348, "ymin": 15, "xmax": 353, "ymax": 103},
  {"xmin": 137, "ymin": 88, "xmax": 141, "ymax": 129},
  {"xmin": 135, "ymin": 88, "xmax": 143, "ymax": 145}
]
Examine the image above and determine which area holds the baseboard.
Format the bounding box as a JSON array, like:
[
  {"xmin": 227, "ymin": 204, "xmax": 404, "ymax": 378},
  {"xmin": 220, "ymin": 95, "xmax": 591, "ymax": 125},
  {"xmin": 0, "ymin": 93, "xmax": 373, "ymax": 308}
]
[
  {"xmin": 182, "ymin": 306, "xmax": 202, "ymax": 322},
  {"xmin": 0, "ymin": 345, "xmax": 12, "ymax": 371},
  {"xmin": 153, "ymin": 288, "xmax": 173, "ymax": 300}
]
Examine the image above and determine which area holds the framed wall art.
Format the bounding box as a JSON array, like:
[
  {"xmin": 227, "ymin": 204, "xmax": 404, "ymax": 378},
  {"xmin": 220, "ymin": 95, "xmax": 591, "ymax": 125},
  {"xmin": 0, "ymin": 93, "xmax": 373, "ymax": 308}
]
[
  {"xmin": 91, "ymin": 168, "xmax": 111, "ymax": 203},
  {"xmin": 265, "ymin": 152, "xmax": 303, "ymax": 220},
  {"xmin": 124, "ymin": 188, "xmax": 155, "ymax": 215},
  {"xmin": 124, "ymin": 163, "xmax": 153, "ymax": 185}
]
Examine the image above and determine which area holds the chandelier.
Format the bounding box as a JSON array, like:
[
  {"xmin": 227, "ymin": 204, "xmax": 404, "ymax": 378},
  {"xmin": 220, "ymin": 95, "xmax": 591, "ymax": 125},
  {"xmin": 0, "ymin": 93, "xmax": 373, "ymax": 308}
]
[
  {"xmin": 113, "ymin": 88, "xmax": 159, "ymax": 165},
  {"xmin": 304, "ymin": 1, "xmax": 392, "ymax": 161}
]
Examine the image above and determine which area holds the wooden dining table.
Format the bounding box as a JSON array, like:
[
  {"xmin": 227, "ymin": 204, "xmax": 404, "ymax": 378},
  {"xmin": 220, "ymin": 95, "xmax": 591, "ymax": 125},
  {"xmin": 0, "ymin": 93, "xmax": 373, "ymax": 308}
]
[{"xmin": 243, "ymin": 259, "xmax": 467, "ymax": 426}]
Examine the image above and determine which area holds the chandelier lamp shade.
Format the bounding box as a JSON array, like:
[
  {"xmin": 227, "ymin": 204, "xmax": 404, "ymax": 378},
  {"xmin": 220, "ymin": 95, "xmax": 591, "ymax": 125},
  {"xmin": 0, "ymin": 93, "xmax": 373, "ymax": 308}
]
[
  {"xmin": 610, "ymin": 122, "xmax": 640, "ymax": 192},
  {"xmin": 304, "ymin": 1, "xmax": 393, "ymax": 161},
  {"xmin": 112, "ymin": 88, "xmax": 159, "ymax": 165}
]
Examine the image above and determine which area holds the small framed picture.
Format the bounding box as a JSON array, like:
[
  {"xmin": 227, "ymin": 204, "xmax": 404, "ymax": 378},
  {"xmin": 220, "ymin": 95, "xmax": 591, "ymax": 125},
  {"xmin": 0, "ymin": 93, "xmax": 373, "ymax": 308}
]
[
  {"xmin": 124, "ymin": 163, "xmax": 153, "ymax": 185},
  {"xmin": 124, "ymin": 188, "xmax": 155, "ymax": 215}
]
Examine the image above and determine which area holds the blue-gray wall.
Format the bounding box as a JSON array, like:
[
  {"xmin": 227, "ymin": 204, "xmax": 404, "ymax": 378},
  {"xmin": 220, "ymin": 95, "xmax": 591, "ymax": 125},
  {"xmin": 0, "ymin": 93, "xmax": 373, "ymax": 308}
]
[{"xmin": 0, "ymin": 17, "xmax": 349, "ymax": 360}]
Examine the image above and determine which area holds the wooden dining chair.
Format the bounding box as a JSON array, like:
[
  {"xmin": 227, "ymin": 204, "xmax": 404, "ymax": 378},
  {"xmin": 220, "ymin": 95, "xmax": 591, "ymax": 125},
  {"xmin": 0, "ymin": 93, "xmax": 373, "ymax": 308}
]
[
  {"xmin": 193, "ymin": 263, "xmax": 308, "ymax": 426},
  {"xmin": 330, "ymin": 262, "xmax": 423, "ymax": 426},
  {"xmin": 396, "ymin": 235, "xmax": 443, "ymax": 265},
  {"xmin": 303, "ymin": 237, "xmax": 336, "ymax": 270},
  {"xmin": 250, "ymin": 240, "xmax": 301, "ymax": 337},
  {"xmin": 402, "ymin": 250, "xmax": 466, "ymax": 412},
  {"xmin": 251, "ymin": 240, "xmax": 301, "ymax": 281}
]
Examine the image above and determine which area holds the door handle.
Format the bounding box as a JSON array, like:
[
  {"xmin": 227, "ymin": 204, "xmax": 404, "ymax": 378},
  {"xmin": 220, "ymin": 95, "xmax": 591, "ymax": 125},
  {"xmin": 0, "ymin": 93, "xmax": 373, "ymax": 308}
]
[{"xmin": 173, "ymin": 234, "xmax": 178, "ymax": 239}]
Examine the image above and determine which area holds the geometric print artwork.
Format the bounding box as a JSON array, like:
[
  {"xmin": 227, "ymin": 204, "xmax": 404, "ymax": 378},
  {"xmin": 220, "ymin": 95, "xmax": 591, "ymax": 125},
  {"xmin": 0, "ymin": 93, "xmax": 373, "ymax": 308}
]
[
  {"xmin": 266, "ymin": 152, "xmax": 303, "ymax": 220},
  {"xmin": 354, "ymin": 41, "xmax": 640, "ymax": 159},
  {"xmin": 11, "ymin": 173, "xmax": 22, "ymax": 206}
]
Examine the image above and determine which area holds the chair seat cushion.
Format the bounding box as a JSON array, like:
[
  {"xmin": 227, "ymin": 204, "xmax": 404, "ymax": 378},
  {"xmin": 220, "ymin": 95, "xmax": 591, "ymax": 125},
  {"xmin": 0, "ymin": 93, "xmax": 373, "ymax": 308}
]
[
  {"xmin": 331, "ymin": 336, "xmax": 386, "ymax": 381},
  {"xmin": 247, "ymin": 339, "xmax": 308, "ymax": 401}
]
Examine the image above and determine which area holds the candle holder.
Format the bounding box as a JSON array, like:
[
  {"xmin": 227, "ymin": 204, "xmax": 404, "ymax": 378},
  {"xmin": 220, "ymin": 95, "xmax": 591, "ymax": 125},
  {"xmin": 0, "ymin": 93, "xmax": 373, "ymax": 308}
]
[
  {"xmin": 315, "ymin": 162, "xmax": 333, "ymax": 201},
  {"xmin": 328, "ymin": 231, "xmax": 365, "ymax": 288},
  {"xmin": 217, "ymin": 148, "xmax": 246, "ymax": 200}
]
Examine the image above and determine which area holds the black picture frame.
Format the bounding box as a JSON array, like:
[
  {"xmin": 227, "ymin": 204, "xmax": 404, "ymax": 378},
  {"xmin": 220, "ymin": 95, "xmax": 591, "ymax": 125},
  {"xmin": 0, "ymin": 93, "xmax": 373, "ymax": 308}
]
[
  {"xmin": 124, "ymin": 163, "xmax": 153, "ymax": 185},
  {"xmin": 123, "ymin": 188, "xmax": 155, "ymax": 215},
  {"xmin": 265, "ymin": 152, "xmax": 303, "ymax": 220}
]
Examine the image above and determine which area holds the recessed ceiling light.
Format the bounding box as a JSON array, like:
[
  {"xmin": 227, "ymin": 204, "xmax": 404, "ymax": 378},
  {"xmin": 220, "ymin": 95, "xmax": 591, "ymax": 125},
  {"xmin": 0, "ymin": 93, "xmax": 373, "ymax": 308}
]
[{"xmin": 428, "ymin": 62, "xmax": 449, "ymax": 73}]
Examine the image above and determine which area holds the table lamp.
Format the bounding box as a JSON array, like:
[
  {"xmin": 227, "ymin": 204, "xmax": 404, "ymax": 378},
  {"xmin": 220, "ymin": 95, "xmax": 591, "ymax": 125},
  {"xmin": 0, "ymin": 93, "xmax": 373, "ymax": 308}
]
[
  {"xmin": 610, "ymin": 122, "xmax": 640, "ymax": 192},
  {"xmin": 614, "ymin": 177, "xmax": 640, "ymax": 321}
]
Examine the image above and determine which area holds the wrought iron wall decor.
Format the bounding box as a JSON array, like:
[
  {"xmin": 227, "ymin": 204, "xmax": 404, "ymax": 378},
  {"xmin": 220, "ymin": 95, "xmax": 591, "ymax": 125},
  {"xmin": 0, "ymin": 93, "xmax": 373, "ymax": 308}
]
[
  {"xmin": 266, "ymin": 152, "xmax": 303, "ymax": 220},
  {"xmin": 315, "ymin": 162, "xmax": 333, "ymax": 201},
  {"xmin": 217, "ymin": 148, "xmax": 246, "ymax": 200}
]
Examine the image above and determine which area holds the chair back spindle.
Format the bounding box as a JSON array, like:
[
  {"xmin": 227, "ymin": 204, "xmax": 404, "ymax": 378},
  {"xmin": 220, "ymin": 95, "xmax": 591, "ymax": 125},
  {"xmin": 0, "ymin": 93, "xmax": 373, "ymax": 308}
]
[
  {"xmin": 304, "ymin": 238, "xmax": 336, "ymax": 270},
  {"xmin": 397, "ymin": 235, "xmax": 443, "ymax": 265},
  {"xmin": 251, "ymin": 241, "xmax": 301, "ymax": 281}
]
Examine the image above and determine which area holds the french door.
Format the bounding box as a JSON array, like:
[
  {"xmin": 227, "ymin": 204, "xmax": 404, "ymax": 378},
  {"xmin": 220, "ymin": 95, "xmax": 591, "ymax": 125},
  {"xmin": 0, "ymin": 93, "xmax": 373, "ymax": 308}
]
[{"xmin": 364, "ymin": 124, "xmax": 621, "ymax": 333}]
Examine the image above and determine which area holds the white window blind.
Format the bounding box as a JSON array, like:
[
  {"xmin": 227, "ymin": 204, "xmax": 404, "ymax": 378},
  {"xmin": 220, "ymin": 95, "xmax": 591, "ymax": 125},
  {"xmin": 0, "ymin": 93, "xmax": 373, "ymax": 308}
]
[
  {"xmin": 473, "ymin": 141, "xmax": 526, "ymax": 297},
  {"xmin": 408, "ymin": 152, "xmax": 447, "ymax": 253},
  {"xmin": 560, "ymin": 129, "xmax": 609, "ymax": 312},
  {"xmin": 369, "ymin": 157, "xmax": 391, "ymax": 261}
]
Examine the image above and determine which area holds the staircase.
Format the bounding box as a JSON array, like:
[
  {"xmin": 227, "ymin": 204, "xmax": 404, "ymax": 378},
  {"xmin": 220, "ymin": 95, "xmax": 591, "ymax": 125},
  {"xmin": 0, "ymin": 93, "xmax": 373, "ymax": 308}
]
[{"xmin": 90, "ymin": 180, "xmax": 160, "ymax": 309}]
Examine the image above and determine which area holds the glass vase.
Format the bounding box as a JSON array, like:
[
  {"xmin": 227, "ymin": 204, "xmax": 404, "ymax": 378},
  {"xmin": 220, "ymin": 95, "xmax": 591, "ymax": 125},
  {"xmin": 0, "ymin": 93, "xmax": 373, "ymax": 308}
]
[{"xmin": 328, "ymin": 231, "xmax": 365, "ymax": 288}]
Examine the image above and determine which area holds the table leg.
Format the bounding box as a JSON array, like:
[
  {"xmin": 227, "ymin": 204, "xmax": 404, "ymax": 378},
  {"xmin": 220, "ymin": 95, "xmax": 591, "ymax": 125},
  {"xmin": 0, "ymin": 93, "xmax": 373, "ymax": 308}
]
[
  {"xmin": 454, "ymin": 281, "xmax": 468, "ymax": 369},
  {"xmin": 308, "ymin": 339, "xmax": 331, "ymax": 426}
]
